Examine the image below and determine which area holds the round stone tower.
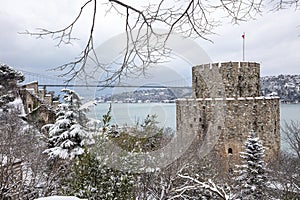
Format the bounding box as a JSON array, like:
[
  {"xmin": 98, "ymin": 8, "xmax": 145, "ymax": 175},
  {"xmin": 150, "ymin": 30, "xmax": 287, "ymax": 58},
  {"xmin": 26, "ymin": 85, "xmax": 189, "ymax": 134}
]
[{"xmin": 176, "ymin": 62, "xmax": 280, "ymax": 170}]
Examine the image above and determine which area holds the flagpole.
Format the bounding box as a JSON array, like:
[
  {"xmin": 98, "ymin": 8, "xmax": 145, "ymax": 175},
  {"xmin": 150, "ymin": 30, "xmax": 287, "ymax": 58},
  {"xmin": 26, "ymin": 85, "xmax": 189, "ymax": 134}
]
[{"xmin": 242, "ymin": 32, "xmax": 245, "ymax": 61}]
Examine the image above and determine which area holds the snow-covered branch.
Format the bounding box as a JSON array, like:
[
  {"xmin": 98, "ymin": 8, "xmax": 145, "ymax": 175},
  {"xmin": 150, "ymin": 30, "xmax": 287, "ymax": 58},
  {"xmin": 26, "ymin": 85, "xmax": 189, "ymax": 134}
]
[{"xmin": 171, "ymin": 174, "xmax": 233, "ymax": 200}]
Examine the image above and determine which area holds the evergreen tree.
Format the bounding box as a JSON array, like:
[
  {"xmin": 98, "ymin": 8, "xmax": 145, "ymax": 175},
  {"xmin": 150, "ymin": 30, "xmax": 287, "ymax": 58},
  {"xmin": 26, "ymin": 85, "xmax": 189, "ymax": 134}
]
[
  {"xmin": 64, "ymin": 149, "xmax": 135, "ymax": 200},
  {"xmin": 63, "ymin": 107, "xmax": 135, "ymax": 199},
  {"xmin": 235, "ymin": 130, "xmax": 268, "ymax": 199},
  {"xmin": 0, "ymin": 64, "xmax": 24, "ymax": 110},
  {"xmin": 60, "ymin": 88, "xmax": 89, "ymax": 126},
  {"xmin": 43, "ymin": 89, "xmax": 89, "ymax": 160}
]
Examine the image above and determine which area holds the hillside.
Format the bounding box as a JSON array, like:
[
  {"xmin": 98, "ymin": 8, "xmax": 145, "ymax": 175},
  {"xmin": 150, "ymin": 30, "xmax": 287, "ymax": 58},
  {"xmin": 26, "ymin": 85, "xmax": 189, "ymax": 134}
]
[
  {"xmin": 261, "ymin": 74, "xmax": 300, "ymax": 103},
  {"xmin": 94, "ymin": 75, "xmax": 300, "ymax": 103},
  {"xmin": 96, "ymin": 88, "xmax": 192, "ymax": 103}
]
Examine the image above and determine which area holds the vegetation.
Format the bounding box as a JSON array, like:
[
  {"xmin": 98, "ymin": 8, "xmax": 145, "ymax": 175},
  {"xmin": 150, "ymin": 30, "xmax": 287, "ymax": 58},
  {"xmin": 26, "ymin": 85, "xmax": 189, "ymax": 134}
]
[
  {"xmin": 2, "ymin": 0, "xmax": 300, "ymax": 198},
  {"xmin": 0, "ymin": 65, "xmax": 56, "ymax": 199},
  {"xmin": 109, "ymin": 115, "xmax": 174, "ymax": 152},
  {"xmin": 63, "ymin": 149, "xmax": 135, "ymax": 200},
  {"xmin": 235, "ymin": 131, "xmax": 268, "ymax": 199},
  {"xmin": 24, "ymin": 1, "xmax": 300, "ymax": 84},
  {"xmin": 1, "ymin": 64, "xmax": 300, "ymax": 199},
  {"xmin": 0, "ymin": 64, "xmax": 24, "ymax": 110},
  {"xmin": 281, "ymin": 120, "xmax": 300, "ymax": 159},
  {"xmin": 42, "ymin": 89, "xmax": 90, "ymax": 160}
]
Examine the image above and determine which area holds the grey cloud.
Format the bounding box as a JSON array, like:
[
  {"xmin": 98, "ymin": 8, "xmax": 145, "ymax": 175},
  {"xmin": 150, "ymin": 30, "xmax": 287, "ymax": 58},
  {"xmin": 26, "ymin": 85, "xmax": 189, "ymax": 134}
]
[{"xmin": 0, "ymin": 1, "xmax": 299, "ymax": 79}]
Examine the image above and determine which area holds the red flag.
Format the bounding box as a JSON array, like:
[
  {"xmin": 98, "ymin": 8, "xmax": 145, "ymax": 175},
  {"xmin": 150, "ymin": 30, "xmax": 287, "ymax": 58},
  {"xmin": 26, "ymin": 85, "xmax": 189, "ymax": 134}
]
[{"xmin": 242, "ymin": 33, "xmax": 245, "ymax": 61}]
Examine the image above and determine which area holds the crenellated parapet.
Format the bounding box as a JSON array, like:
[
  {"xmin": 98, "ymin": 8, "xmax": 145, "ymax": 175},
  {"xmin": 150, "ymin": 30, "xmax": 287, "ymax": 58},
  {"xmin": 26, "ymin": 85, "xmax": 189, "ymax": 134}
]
[{"xmin": 192, "ymin": 62, "xmax": 260, "ymax": 98}]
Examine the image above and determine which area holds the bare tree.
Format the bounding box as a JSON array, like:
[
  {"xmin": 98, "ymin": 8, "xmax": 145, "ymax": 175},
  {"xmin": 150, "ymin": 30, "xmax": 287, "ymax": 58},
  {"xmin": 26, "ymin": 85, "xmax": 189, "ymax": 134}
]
[
  {"xmin": 282, "ymin": 120, "xmax": 300, "ymax": 159},
  {"xmin": 23, "ymin": 0, "xmax": 299, "ymax": 84},
  {"xmin": 134, "ymin": 153, "xmax": 230, "ymax": 199},
  {"xmin": 278, "ymin": 120, "xmax": 300, "ymax": 197},
  {"xmin": 268, "ymin": 152, "xmax": 300, "ymax": 199},
  {"xmin": 0, "ymin": 108, "xmax": 49, "ymax": 198}
]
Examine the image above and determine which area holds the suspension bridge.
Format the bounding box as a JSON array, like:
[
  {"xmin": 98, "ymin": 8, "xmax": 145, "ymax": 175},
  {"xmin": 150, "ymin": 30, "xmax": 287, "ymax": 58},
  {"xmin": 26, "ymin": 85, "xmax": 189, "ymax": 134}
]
[{"xmin": 18, "ymin": 69, "xmax": 192, "ymax": 91}]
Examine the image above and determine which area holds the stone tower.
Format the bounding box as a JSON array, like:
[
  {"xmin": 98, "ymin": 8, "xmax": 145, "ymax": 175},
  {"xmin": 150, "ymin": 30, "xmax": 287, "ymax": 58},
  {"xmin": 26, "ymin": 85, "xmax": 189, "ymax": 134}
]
[{"xmin": 176, "ymin": 62, "xmax": 280, "ymax": 168}]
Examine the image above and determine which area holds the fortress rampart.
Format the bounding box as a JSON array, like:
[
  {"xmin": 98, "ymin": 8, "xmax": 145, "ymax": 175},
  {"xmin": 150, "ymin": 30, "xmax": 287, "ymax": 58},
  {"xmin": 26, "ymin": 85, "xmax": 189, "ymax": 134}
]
[{"xmin": 176, "ymin": 62, "xmax": 280, "ymax": 168}]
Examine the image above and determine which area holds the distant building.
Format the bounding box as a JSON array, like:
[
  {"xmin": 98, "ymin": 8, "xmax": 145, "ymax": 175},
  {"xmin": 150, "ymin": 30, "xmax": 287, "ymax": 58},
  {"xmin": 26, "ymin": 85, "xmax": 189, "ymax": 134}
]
[
  {"xmin": 176, "ymin": 62, "xmax": 280, "ymax": 171},
  {"xmin": 19, "ymin": 81, "xmax": 57, "ymax": 126}
]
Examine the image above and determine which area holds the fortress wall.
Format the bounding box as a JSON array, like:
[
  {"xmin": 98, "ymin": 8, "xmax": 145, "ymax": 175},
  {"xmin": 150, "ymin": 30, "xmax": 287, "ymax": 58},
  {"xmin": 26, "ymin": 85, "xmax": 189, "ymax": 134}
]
[
  {"xmin": 176, "ymin": 97, "xmax": 280, "ymax": 162},
  {"xmin": 178, "ymin": 61, "xmax": 280, "ymax": 169}
]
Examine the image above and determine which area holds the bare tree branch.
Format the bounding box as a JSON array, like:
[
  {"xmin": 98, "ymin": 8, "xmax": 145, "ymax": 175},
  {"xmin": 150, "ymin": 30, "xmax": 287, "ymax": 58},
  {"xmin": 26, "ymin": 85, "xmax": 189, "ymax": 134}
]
[
  {"xmin": 21, "ymin": 0, "xmax": 94, "ymax": 46},
  {"xmin": 282, "ymin": 120, "xmax": 300, "ymax": 159},
  {"xmin": 170, "ymin": 174, "xmax": 234, "ymax": 200},
  {"xmin": 22, "ymin": 0, "xmax": 299, "ymax": 85}
]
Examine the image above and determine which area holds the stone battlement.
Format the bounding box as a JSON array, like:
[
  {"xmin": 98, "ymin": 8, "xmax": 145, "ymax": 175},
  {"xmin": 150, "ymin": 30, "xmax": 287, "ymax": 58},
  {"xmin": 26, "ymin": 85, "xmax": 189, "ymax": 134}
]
[
  {"xmin": 192, "ymin": 62, "xmax": 260, "ymax": 98},
  {"xmin": 192, "ymin": 61, "xmax": 259, "ymax": 70}
]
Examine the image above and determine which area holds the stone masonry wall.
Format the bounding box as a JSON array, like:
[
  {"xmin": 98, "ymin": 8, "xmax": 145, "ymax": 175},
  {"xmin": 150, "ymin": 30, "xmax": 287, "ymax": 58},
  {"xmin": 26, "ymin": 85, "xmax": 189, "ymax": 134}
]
[
  {"xmin": 177, "ymin": 61, "xmax": 280, "ymax": 169},
  {"xmin": 192, "ymin": 62, "xmax": 260, "ymax": 98},
  {"xmin": 176, "ymin": 97, "xmax": 280, "ymax": 164}
]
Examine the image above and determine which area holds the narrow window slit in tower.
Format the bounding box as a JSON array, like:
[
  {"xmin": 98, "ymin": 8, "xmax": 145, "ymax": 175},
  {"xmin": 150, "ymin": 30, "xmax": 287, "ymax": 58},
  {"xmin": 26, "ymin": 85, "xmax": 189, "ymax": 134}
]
[{"xmin": 218, "ymin": 90, "xmax": 222, "ymax": 96}]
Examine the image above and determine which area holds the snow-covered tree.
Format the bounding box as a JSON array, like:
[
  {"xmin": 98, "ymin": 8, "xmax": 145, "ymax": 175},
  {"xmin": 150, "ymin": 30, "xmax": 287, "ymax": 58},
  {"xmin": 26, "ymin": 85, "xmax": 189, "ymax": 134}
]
[
  {"xmin": 163, "ymin": 156, "xmax": 234, "ymax": 200},
  {"xmin": 235, "ymin": 130, "xmax": 268, "ymax": 199},
  {"xmin": 43, "ymin": 89, "xmax": 89, "ymax": 160},
  {"xmin": 63, "ymin": 148, "xmax": 135, "ymax": 200},
  {"xmin": 62, "ymin": 106, "xmax": 136, "ymax": 199},
  {"xmin": 0, "ymin": 98, "xmax": 59, "ymax": 199},
  {"xmin": 172, "ymin": 175, "xmax": 233, "ymax": 200},
  {"xmin": 60, "ymin": 88, "xmax": 89, "ymax": 127},
  {"xmin": 0, "ymin": 64, "xmax": 24, "ymax": 111}
]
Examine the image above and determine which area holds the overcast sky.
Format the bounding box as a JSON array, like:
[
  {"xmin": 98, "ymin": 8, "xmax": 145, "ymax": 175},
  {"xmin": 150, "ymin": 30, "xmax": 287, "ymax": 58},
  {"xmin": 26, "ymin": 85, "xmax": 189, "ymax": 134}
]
[{"xmin": 0, "ymin": 0, "xmax": 300, "ymax": 82}]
